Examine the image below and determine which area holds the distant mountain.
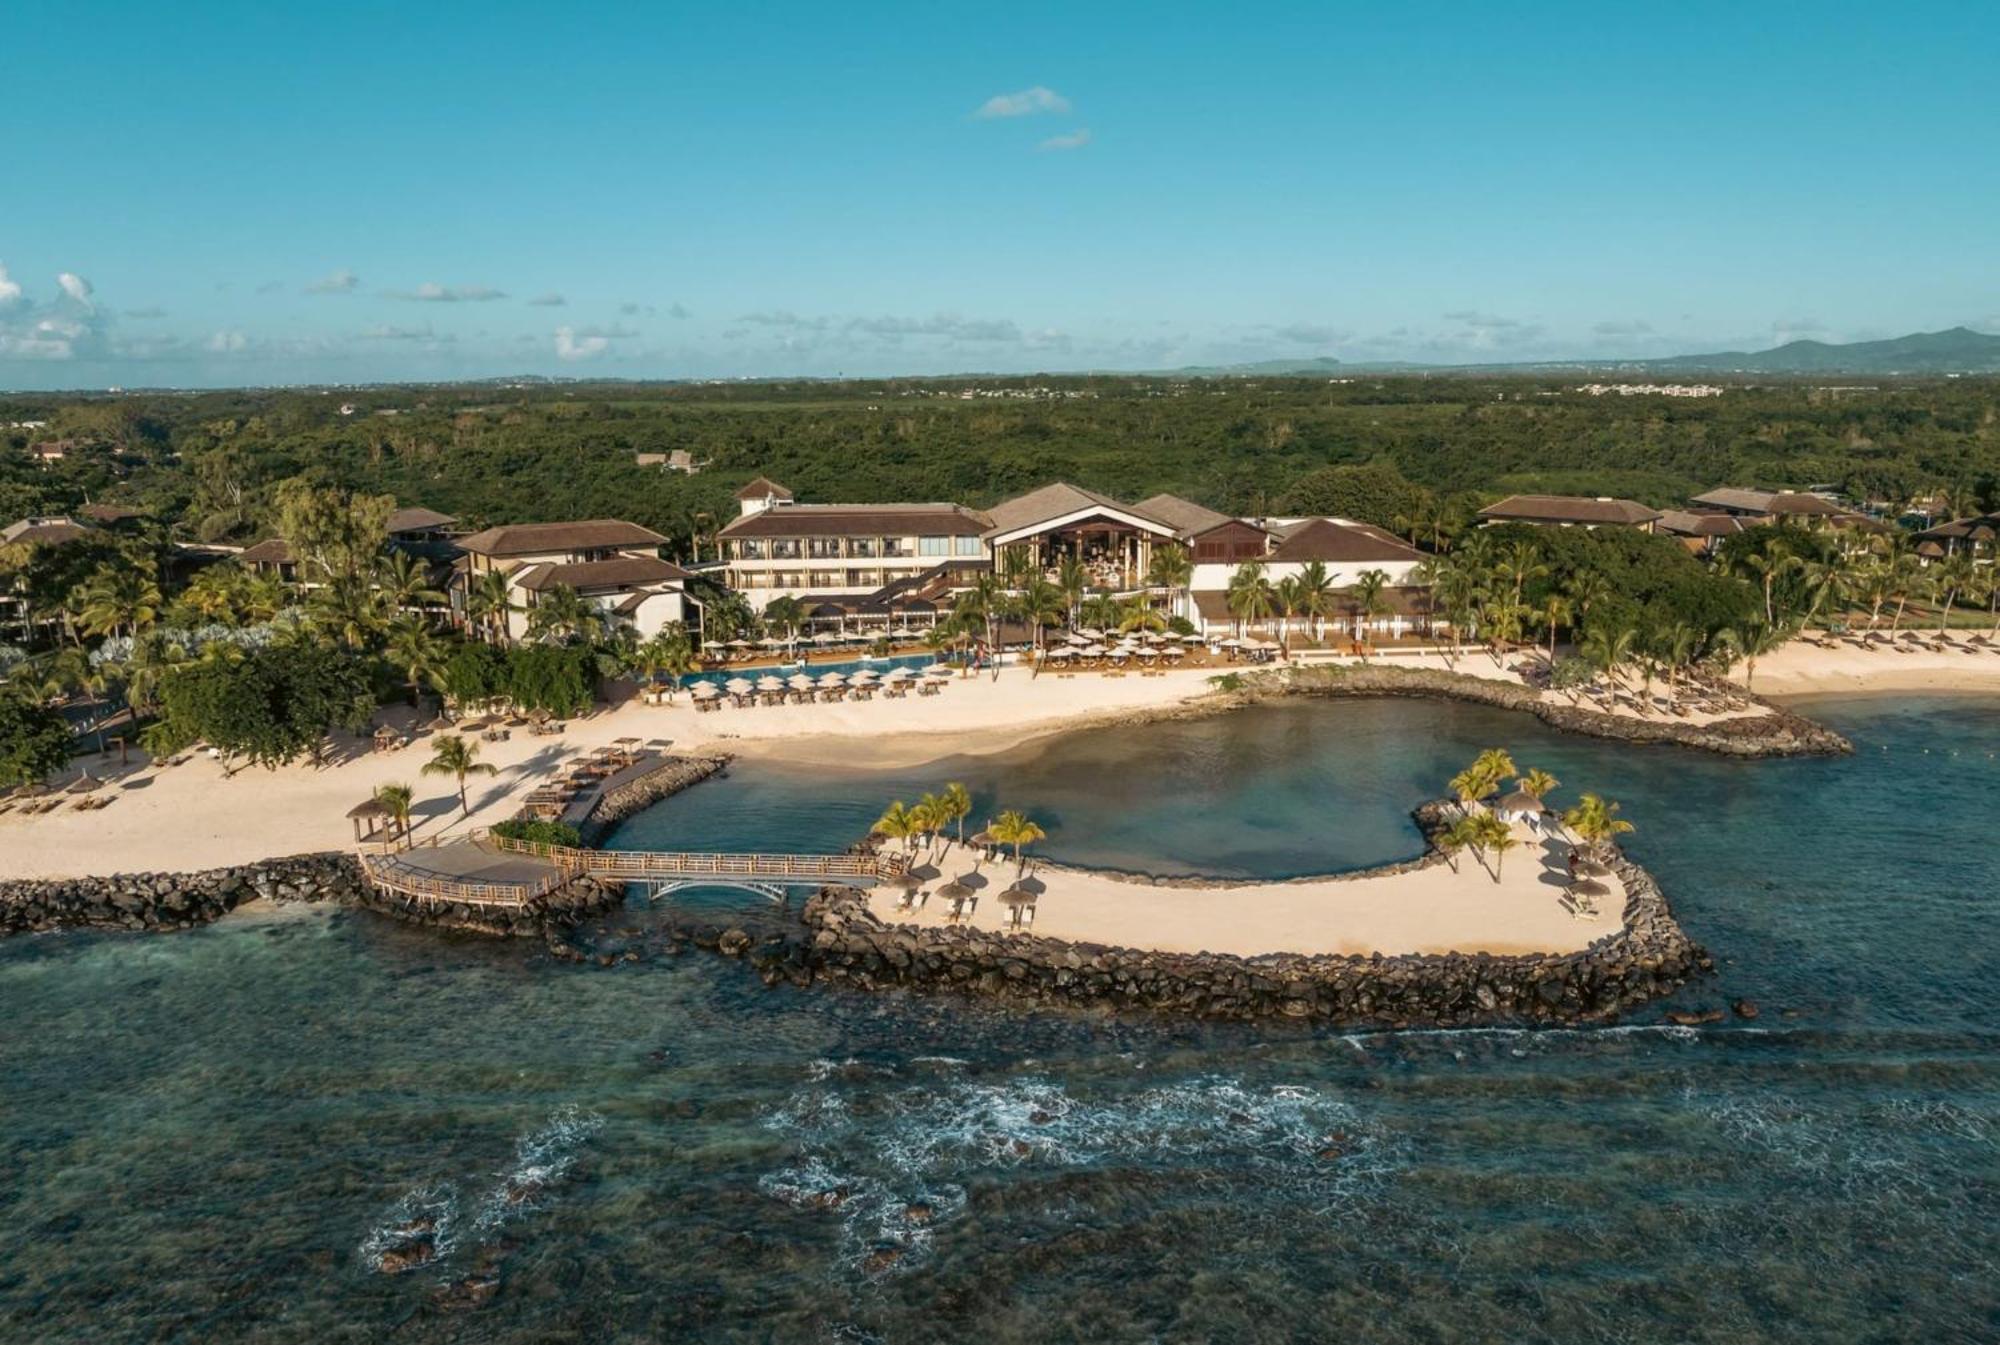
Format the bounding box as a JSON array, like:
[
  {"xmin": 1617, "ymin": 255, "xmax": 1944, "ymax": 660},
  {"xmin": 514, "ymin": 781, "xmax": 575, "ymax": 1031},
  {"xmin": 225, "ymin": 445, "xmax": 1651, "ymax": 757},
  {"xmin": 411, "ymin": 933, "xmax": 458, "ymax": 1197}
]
[{"xmin": 1634, "ymin": 327, "xmax": 2000, "ymax": 375}]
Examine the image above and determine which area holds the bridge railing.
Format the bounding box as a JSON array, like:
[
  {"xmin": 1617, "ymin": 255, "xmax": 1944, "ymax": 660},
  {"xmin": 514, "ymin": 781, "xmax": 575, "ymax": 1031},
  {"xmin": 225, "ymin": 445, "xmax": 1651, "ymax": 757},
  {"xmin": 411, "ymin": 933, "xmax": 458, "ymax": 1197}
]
[
  {"xmin": 358, "ymin": 852, "xmax": 560, "ymax": 908},
  {"xmin": 489, "ymin": 836, "xmax": 900, "ymax": 882}
]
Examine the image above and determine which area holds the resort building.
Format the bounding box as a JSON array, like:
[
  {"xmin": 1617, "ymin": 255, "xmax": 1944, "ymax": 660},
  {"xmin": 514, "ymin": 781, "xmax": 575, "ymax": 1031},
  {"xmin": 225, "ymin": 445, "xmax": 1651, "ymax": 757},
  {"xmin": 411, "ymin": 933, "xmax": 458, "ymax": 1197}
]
[
  {"xmin": 1187, "ymin": 517, "xmax": 1433, "ymax": 640},
  {"xmin": 717, "ymin": 477, "xmax": 990, "ymax": 619},
  {"xmin": 1, "ymin": 516, "xmax": 99, "ymax": 639},
  {"xmin": 982, "ymin": 483, "xmax": 1184, "ymax": 591},
  {"xmin": 1476, "ymin": 495, "xmax": 1663, "ymax": 532},
  {"xmin": 241, "ymin": 506, "xmax": 462, "ymax": 586},
  {"xmin": 1657, "ymin": 510, "xmax": 1753, "ymax": 555},
  {"xmin": 1914, "ymin": 512, "xmax": 2000, "ymax": 560},
  {"xmin": 453, "ymin": 519, "xmax": 693, "ymax": 641}
]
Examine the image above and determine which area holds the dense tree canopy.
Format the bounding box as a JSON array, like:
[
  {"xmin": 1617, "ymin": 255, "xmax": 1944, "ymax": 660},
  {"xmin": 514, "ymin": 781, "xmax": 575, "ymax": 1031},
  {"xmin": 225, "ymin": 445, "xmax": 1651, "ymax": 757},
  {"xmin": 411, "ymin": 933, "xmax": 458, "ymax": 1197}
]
[{"xmin": 0, "ymin": 689, "xmax": 74, "ymax": 788}]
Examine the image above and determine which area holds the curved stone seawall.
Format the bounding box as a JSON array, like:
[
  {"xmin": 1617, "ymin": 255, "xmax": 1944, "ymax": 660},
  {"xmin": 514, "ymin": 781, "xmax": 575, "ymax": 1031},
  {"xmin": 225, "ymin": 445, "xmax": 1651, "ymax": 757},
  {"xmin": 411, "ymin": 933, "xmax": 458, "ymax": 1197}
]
[
  {"xmin": 574, "ymin": 754, "xmax": 730, "ymax": 845},
  {"xmin": 750, "ymin": 806, "xmax": 1711, "ymax": 1026},
  {"xmin": 1222, "ymin": 663, "xmax": 1852, "ymax": 758},
  {"xmin": 0, "ymin": 853, "xmax": 618, "ymax": 939}
]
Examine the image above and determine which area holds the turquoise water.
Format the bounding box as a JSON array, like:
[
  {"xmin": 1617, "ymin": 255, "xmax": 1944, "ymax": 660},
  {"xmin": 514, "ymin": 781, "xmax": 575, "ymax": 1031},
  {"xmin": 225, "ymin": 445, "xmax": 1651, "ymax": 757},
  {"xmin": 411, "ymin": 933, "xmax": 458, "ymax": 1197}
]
[{"xmin": 2, "ymin": 696, "xmax": 1997, "ymax": 1341}]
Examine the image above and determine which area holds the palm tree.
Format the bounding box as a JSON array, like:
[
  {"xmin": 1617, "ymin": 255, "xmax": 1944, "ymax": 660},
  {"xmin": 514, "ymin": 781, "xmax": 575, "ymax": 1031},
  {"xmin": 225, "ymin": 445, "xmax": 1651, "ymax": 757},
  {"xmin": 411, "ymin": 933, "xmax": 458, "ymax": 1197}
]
[
  {"xmin": 1348, "ymin": 568, "xmax": 1391, "ymax": 650},
  {"xmin": 1272, "ymin": 575, "xmax": 1301, "ymax": 652},
  {"xmin": 1437, "ymin": 815, "xmax": 1480, "ymax": 874},
  {"xmin": 1564, "ymin": 569, "xmax": 1610, "ymax": 634},
  {"xmin": 941, "ymin": 781, "xmax": 973, "ymax": 846},
  {"xmin": 1562, "ymin": 793, "xmax": 1635, "ymax": 858},
  {"xmin": 1146, "ymin": 543, "xmax": 1192, "ymax": 620},
  {"xmin": 376, "ymin": 551, "xmax": 446, "ymax": 618},
  {"xmin": 1534, "ymin": 592, "xmax": 1573, "ymax": 666},
  {"xmin": 636, "ymin": 626, "xmax": 699, "ymax": 693},
  {"xmin": 1225, "ymin": 562, "xmax": 1274, "ymax": 638},
  {"xmin": 763, "ymin": 595, "xmax": 807, "ymax": 650},
  {"xmin": 1497, "ymin": 539, "xmax": 1549, "ymax": 608},
  {"xmin": 386, "ymin": 616, "xmax": 446, "ymax": 706},
  {"xmin": 1448, "ymin": 748, "xmax": 1513, "ymax": 812},
  {"xmin": 1654, "ymin": 621, "xmax": 1699, "ymax": 706},
  {"xmin": 1295, "ymin": 560, "xmax": 1335, "ymax": 643},
  {"xmin": 1716, "ymin": 619, "xmax": 1785, "ymax": 691},
  {"xmin": 527, "ymin": 583, "xmax": 598, "ymax": 645},
  {"xmin": 1117, "ymin": 593, "xmax": 1168, "ymax": 636},
  {"xmin": 373, "ymin": 782, "xmax": 414, "ymax": 847},
  {"xmin": 1516, "ymin": 767, "xmax": 1560, "ymax": 807},
  {"xmin": 1017, "ymin": 578, "xmax": 1067, "ymax": 674},
  {"xmin": 872, "ymin": 800, "xmax": 917, "ymax": 854},
  {"xmin": 1476, "ymin": 812, "xmax": 1517, "ymax": 882},
  {"xmin": 1581, "ymin": 623, "xmax": 1638, "ymax": 687},
  {"xmin": 910, "ymin": 792, "xmax": 948, "ymax": 855},
  {"xmin": 74, "ymin": 563, "xmax": 163, "ymax": 640},
  {"xmin": 989, "ymin": 808, "xmax": 1047, "ymax": 872},
  {"xmin": 1079, "ymin": 591, "xmax": 1123, "ymax": 632},
  {"xmin": 1732, "ymin": 539, "xmax": 1801, "ymax": 626},
  {"xmin": 1931, "ymin": 553, "xmax": 1976, "ymax": 634},
  {"xmin": 467, "ymin": 570, "xmax": 516, "ymax": 644},
  {"xmin": 1056, "ymin": 556, "xmax": 1089, "ymax": 628},
  {"xmin": 421, "ymin": 734, "xmax": 497, "ymax": 816}
]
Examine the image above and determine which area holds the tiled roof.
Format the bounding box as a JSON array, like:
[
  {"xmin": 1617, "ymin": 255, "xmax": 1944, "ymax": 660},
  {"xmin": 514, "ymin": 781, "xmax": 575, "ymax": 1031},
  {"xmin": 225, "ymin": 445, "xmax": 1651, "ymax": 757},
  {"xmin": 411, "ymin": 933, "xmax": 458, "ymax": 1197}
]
[
  {"xmin": 238, "ymin": 538, "xmax": 294, "ymax": 565},
  {"xmin": 515, "ymin": 555, "xmax": 690, "ymax": 592},
  {"xmin": 1, "ymin": 517, "xmax": 92, "ymax": 547},
  {"xmin": 1265, "ymin": 518, "xmax": 1424, "ymax": 564},
  {"xmin": 718, "ymin": 503, "xmax": 987, "ymax": 539},
  {"xmin": 385, "ymin": 506, "xmax": 457, "ymax": 533},
  {"xmin": 1658, "ymin": 510, "xmax": 1752, "ymax": 538},
  {"xmin": 456, "ymin": 519, "xmax": 667, "ymax": 556},
  {"xmin": 981, "ymin": 482, "xmax": 1175, "ymax": 537},
  {"xmin": 735, "ymin": 476, "xmax": 795, "ymax": 500},
  {"xmin": 1477, "ymin": 495, "xmax": 1663, "ymax": 526},
  {"xmin": 1131, "ymin": 492, "xmax": 1233, "ymax": 536}
]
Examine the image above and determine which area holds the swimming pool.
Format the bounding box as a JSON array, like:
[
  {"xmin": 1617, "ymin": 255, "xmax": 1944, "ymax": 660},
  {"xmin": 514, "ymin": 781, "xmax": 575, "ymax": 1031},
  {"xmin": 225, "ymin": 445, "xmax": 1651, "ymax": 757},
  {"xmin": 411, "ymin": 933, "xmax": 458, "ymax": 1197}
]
[{"xmin": 674, "ymin": 651, "xmax": 940, "ymax": 689}]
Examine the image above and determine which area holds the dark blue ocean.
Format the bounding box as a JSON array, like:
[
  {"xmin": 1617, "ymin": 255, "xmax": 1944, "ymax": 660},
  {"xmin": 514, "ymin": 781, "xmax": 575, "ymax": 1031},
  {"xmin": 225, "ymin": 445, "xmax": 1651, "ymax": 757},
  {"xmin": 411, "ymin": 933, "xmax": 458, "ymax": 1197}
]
[{"xmin": 2, "ymin": 695, "xmax": 1995, "ymax": 1342}]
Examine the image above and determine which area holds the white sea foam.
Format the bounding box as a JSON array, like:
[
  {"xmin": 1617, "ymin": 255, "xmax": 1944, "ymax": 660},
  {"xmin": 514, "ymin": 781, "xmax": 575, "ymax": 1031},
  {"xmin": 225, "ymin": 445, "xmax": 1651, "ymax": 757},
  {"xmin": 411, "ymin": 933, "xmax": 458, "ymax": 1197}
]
[
  {"xmin": 758, "ymin": 1069, "xmax": 1398, "ymax": 1278},
  {"xmin": 359, "ymin": 1104, "xmax": 604, "ymax": 1270}
]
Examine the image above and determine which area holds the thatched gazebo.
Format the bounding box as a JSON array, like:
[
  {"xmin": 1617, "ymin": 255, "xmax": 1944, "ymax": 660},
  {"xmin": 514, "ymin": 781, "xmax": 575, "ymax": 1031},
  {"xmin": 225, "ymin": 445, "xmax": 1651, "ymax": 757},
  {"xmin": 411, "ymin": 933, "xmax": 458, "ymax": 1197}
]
[{"xmin": 347, "ymin": 797, "xmax": 394, "ymax": 843}]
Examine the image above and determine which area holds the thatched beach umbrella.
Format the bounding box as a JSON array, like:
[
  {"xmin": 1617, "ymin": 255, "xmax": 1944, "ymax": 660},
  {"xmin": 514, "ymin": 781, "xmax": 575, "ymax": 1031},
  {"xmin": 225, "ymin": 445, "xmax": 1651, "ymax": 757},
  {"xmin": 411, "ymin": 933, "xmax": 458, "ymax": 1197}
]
[
  {"xmin": 1568, "ymin": 877, "xmax": 1611, "ymax": 900},
  {"xmin": 1494, "ymin": 789, "xmax": 1542, "ymax": 819}
]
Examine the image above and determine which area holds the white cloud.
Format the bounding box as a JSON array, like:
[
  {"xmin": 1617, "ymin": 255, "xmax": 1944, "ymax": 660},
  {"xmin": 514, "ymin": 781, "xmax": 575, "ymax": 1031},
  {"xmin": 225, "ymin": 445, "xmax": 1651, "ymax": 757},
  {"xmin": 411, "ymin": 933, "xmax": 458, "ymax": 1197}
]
[
  {"xmin": 846, "ymin": 313, "xmax": 1023, "ymax": 343},
  {"xmin": 0, "ymin": 268, "xmax": 113, "ymax": 360},
  {"xmin": 359, "ymin": 323, "xmax": 453, "ymax": 342},
  {"xmin": 571, "ymin": 323, "xmax": 639, "ymax": 340},
  {"xmin": 554, "ymin": 325, "xmax": 609, "ymax": 361},
  {"xmin": 389, "ymin": 282, "xmax": 507, "ymax": 302},
  {"xmin": 527, "ymin": 292, "xmax": 566, "ymax": 306},
  {"xmin": 0, "ymin": 263, "xmax": 22, "ymax": 308},
  {"xmin": 305, "ymin": 268, "xmax": 361, "ymax": 295},
  {"xmin": 57, "ymin": 272, "xmax": 93, "ymax": 304},
  {"xmin": 667, "ymin": 302, "xmax": 691, "ymax": 320},
  {"xmin": 619, "ymin": 301, "xmax": 654, "ymax": 317},
  {"xmin": 1591, "ymin": 319, "xmax": 1654, "ymax": 338},
  {"xmin": 974, "ymin": 85, "xmax": 1071, "ymax": 118},
  {"xmin": 1272, "ymin": 323, "xmax": 1349, "ymax": 345},
  {"xmin": 206, "ymin": 330, "xmax": 248, "ymax": 354},
  {"xmin": 1037, "ymin": 128, "xmax": 1092, "ymax": 152}
]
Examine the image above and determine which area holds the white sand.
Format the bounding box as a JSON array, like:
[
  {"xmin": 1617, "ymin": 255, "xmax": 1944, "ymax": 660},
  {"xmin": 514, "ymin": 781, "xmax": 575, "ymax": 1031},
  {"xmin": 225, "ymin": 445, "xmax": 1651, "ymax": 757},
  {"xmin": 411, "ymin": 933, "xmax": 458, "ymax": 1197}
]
[
  {"xmin": 864, "ymin": 829, "xmax": 1617, "ymax": 958},
  {"xmin": 1735, "ymin": 633, "xmax": 2000, "ymax": 697},
  {"xmin": 9, "ymin": 633, "xmax": 1964, "ymax": 886}
]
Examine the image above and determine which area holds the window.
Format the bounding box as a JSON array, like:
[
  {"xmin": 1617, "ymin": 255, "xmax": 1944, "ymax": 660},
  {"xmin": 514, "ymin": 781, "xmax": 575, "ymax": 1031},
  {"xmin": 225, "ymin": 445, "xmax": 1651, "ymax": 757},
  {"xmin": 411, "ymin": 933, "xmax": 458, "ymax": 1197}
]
[
  {"xmin": 953, "ymin": 536, "xmax": 984, "ymax": 558},
  {"xmin": 809, "ymin": 569, "xmax": 842, "ymax": 588},
  {"xmin": 848, "ymin": 569, "xmax": 883, "ymax": 588},
  {"xmin": 736, "ymin": 539, "xmax": 768, "ymax": 560},
  {"xmin": 770, "ymin": 570, "xmax": 806, "ymax": 590},
  {"xmin": 919, "ymin": 536, "xmax": 950, "ymax": 557},
  {"xmin": 771, "ymin": 538, "xmax": 802, "ymax": 560},
  {"xmin": 882, "ymin": 536, "xmax": 916, "ymax": 557},
  {"xmin": 848, "ymin": 537, "xmax": 880, "ymax": 558},
  {"xmin": 807, "ymin": 537, "xmax": 841, "ymax": 559}
]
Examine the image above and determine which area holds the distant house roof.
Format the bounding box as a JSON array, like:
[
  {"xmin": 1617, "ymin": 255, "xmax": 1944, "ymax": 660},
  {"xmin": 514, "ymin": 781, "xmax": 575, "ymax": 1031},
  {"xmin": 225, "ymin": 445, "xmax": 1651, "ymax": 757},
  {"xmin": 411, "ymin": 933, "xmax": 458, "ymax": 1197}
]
[
  {"xmin": 239, "ymin": 538, "xmax": 294, "ymax": 566},
  {"xmin": 1266, "ymin": 518, "xmax": 1425, "ymax": 564},
  {"xmin": 1917, "ymin": 512, "xmax": 2000, "ymax": 542},
  {"xmin": 1, "ymin": 516, "xmax": 92, "ymax": 547},
  {"xmin": 457, "ymin": 519, "xmax": 667, "ymax": 556},
  {"xmin": 718, "ymin": 503, "xmax": 987, "ymax": 539},
  {"xmin": 514, "ymin": 555, "xmax": 691, "ymax": 594},
  {"xmin": 1477, "ymin": 495, "xmax": 1663, "ymax": 526},
  {"xmin": 735, "ymin": 476, "xmax": 795, "ymax": 501},
  {"xmin": 78, "ymin": 502, "xmax": 144, "ymax": 524},
  {"xmin": 1765, "ymin": 492, "xmax": 1849, "ymax": 517},
  {"xmin": 1658, "ymin": 510, "xmax": 1752, "ymax": 539},
  {"xmin": 384, "ymin": 506, "xmax": 457, "ymax": 534},
  {"xmin": 1131, "ymin": 492, "xmax": 1233, "ymax": 536},
  {"xmin": 1690, "ymin": 487, "xmax": 1778, "ymax": 515},
  {"xmin": 981, "ymin": 482, "xmax": 1177, "ymax": 539}
]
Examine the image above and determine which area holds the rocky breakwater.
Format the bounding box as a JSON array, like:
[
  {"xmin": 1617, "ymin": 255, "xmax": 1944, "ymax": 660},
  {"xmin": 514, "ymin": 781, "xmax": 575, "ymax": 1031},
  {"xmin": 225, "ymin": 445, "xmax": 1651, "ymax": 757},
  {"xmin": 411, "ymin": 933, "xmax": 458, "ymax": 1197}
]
[
  {"xmin": 765, "ymin": 807, "xmax": 1711, "ymax": 1026},
  {"xmin": 573, "ymin": 753, "xmax": 730, "ymax": 844},
  {"xmin": 0, "ymin": 852, "xmax": 365, "ymax": 936},
  {"xmin": 1268, "ymin": 662, "xmax": 1851, "ymax": 758}
]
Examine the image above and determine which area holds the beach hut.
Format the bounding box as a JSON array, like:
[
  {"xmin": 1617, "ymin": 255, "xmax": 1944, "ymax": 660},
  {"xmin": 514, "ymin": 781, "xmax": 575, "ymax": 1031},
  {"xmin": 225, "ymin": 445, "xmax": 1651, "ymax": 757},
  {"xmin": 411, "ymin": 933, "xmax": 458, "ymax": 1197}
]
[
  {"xmin": 347, "ymin": 797, "xmax": 395, "ymax": 844},
  {"xmin": 1494, "ymin": 789, "xmax": 1543, "ymax": 824}
]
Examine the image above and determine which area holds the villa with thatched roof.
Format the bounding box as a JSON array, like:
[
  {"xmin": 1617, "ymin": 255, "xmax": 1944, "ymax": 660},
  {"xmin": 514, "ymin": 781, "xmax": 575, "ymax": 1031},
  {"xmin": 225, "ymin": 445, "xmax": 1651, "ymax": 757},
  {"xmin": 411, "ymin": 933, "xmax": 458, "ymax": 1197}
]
[{"xmin": 454, "ymin": 519, "xmax": 691, "ymax": 641}]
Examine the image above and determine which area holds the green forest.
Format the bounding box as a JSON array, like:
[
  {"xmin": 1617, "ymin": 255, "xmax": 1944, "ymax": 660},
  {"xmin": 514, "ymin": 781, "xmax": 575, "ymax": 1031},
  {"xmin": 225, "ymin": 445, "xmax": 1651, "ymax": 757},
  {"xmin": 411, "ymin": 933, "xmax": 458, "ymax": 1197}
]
[{"xmin": 6, "ymin": 374, "xmax": 1999, "ymax": 557}]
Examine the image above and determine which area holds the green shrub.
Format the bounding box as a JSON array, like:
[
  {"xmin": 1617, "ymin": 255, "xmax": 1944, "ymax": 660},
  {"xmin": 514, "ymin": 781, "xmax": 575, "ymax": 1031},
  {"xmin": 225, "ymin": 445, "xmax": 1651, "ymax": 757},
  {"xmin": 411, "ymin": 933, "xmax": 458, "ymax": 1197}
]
[{"xmin": 491, "ymin": 818, "xmax": 583, "ymax": 849}]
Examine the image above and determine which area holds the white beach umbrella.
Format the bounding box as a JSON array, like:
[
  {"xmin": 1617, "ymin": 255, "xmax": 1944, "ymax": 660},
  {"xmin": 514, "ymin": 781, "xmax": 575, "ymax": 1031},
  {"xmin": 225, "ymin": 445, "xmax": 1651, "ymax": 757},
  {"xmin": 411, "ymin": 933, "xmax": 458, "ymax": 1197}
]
[
  {"xmin": 850, "ymin": 669, "xmax": 881, "ymax": 682},
  {"xmin": 756, "ymin": 676, "xmax": 786, "ymax": 691},
  {"xmin": 724, "ymin": 678, "xmax": 753, "ymax": 693},
  {"xmin": 817, "ymin": 671, "xmax": 848, "ymax": 686},
  {"xmin": 885, "ymin": 667, "xmax": 916, "ymax": 681},
  {"xmin": 786, "ymin": 673, "xmax": 816, "ymax": 689},
  {"xmin": 690, "ymin": 683, "xmax": 719, "ymax": 698}
]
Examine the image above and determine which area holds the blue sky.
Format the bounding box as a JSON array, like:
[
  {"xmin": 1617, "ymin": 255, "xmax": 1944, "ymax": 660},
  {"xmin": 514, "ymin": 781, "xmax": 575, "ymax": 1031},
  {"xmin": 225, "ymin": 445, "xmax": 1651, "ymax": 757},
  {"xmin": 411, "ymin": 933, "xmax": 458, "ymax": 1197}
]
[{"xmin": 4, "ymin": 0, "xmax": 1997, "ymax": 388}]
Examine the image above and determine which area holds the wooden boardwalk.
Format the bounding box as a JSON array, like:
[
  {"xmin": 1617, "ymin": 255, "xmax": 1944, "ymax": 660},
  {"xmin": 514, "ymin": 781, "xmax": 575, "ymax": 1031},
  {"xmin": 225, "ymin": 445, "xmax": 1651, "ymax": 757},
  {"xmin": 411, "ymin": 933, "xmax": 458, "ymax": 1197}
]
[{"xmin": 360, "ymin": 836, "xmax": 898, "ymax": 908}]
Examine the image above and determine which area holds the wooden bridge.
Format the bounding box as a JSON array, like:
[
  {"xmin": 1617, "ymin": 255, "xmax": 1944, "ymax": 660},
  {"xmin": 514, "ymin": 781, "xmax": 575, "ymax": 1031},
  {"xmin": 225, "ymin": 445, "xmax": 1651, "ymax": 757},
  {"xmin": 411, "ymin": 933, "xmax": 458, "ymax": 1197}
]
[{"xmin": 359, "ymin": 835, "xmax": 900, "ymax": 908}]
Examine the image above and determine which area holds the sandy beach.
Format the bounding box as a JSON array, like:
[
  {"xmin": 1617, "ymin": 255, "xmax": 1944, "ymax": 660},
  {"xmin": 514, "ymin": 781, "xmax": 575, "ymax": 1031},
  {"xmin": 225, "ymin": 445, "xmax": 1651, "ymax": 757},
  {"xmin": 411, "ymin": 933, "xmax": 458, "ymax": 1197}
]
[
  {"xmin": 863, "ymin": 828, "xmax": 1617, "ymax": 958},
  {"xmin": 8, "ymin": 637, "xmax": 1998, "ymax": 885}
]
